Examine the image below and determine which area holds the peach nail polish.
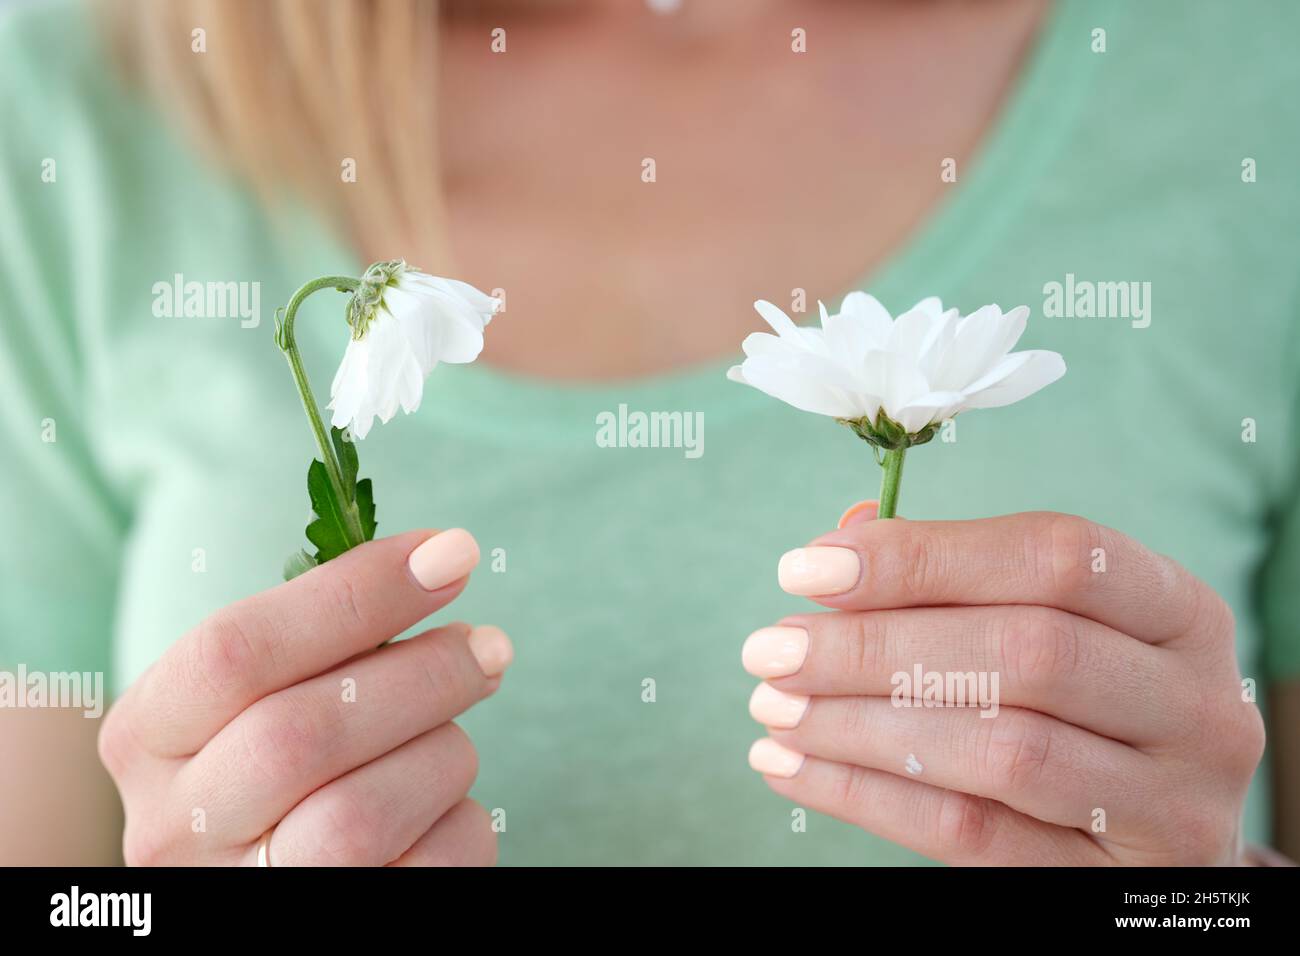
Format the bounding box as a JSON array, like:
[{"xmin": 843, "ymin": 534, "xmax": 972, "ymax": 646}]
[
  {"xmin": 407, "ymin": 529, "xmax": 480, "ymax": 591},
  {"xmin": 749, "ymin": 683, "xmax": 810, "ymax": 729},
  {"xmin": 741, "ymin": 626, "xmax": 809, "ymax": 678},
  {"xmin": 748, "ymin": 737, "xmax": 805, "ymax": 778},
  {"xmin": 468, "ymin": 625, "xmax": 514, "ymax": 678},
  {"xmin": 837, "ymin": 499, "xmax": 879, "ymax": 529},
  {"xmin": 777, "ymin": 546, "xmax": 860, "ymax": 596}
]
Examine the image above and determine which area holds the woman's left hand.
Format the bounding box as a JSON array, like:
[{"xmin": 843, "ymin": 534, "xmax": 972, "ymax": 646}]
[{"xmin": 743, "ymin": 507, "xmax": 1265, "ymax": 865}]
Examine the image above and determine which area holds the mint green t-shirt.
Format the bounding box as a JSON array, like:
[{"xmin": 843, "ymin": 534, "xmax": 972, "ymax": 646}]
[{"xmin": 3, "ymin": 0, "xmax": 1298, "ymax": 863}]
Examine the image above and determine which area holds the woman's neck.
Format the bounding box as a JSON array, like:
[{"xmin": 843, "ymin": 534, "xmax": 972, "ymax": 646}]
[{"xmin": 402, "ymin": 0, "xmax": 1050, "ymax": 381}]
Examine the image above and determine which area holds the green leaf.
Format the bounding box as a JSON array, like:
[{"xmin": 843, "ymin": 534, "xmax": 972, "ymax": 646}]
[
  {"xmin": 285, "ymin": 428, "xmax": 379, "ymax": 576},
  {"xmin": 356, "ymin": 477, "xmax": 377, "ymax": 541},
  {"xmin": 331, "ymin": 426, "xmax": 358, "ymax": 500},
  {"xmin": 304, "ymin": 458, "xmax": 354, "ymax": 562},
  {"xmin": 283, "ymin": 548, "xmax": 319, "ymax": 581}
]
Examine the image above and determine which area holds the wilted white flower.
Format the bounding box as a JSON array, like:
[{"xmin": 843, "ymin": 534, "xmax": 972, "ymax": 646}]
[
  {"xmin": 727, "ymin": 292, "xmax": 1065, "ymax": 440},
  {"xmin": 328, "ymin": 260, "xmax": 499, "ymax": 439}
]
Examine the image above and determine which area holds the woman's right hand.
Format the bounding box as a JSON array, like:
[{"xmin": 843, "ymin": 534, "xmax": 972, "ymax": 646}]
[{"xmin": 97, "ymin": 528, "xmax": 512, "ymax": 866}]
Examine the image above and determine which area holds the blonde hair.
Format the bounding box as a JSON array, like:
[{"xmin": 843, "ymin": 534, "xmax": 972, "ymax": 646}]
[{"xmin": 103, "ymin": 0, "xmax": 449, "ymax": 265}]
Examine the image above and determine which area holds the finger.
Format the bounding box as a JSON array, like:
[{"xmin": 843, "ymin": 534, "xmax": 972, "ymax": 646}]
[
  {"xmin": 776, "ymin": 511, "xmax": 1216, "ymax": 645},
  {"xmin": 389, "ymin": 799, "xmax": 498, "ymax": 867},
  {"xmin": 743, "ymin": 606, "xmax": 1185, "ymax": 743},
  {"xmin": 264, "ymin": 722, "xmax": 477, "ymax": 867},
  {"xmin": 127, "ymin": 528, "xmax": 481, "ymax": 757},
  {"xmin": 750, "ymin": 740, "xmax": 1108, "ymax": 865},
  {"xmin": 753, "ymin": 694, "xmax": 1153, "ymax": 834},
  {"xmin": 177, "ymin": 623, "xmax": 512, "ymax": 842}
]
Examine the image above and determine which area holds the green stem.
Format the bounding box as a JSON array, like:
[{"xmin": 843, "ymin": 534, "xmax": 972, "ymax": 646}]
[
  {"xmin": 877, "ymin": 447, "xmax": 906, "ymax": 519},
  {"xmin": 276, "ymin": 275, "xmax": 365, "ymax": 548}
]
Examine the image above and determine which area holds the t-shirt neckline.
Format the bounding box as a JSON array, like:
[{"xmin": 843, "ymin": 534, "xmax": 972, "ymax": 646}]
[{"xmin": 306, "ymin": 0, "xmax": 1109, "ymax": 443}]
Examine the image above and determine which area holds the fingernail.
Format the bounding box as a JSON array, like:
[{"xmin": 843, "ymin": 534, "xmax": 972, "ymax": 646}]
[
  {"xmin": 408, "ymin": 529, "xmax": 480, "ymax": 591},
  {"xmin": 468, "ymin": 625, "xmax": 514, "ymax": 678},
  {"xmin": 742, "ymin": 626, "xmax": 809, "ymax": 678},
  {"xmin": 748, "ymin": 737, "xmax": 805, "ymax": 778},
  {"xmin": 837, "ymin": 499, "xmax": 879, "ymax": 529},
  {"xmin": 749, "ymin": 683, "xmax": 810, "ymax": 729},
  {"xmin": 777, "ymin": 546, "xmax": 860, "ymax": 596}
]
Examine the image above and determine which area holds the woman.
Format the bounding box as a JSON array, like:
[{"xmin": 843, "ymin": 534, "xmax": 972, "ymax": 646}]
[{"xmin": 0, "ymin": 0, "xmax": 1296, "ymax": 866}]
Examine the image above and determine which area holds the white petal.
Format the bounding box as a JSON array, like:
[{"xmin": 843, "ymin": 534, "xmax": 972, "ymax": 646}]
[
  {"xmin": 383, "ymin": 285, "xmax": 443, "ymax": 374},
  {"xmin": 962, "ymin": 350, "xmax": 1066, "ymax": 410},
  {"xmin": 730, "ymin": 292, "xmax": 1063, "ymax": 432},
  {"xmin": 395, "ymin": 350, "xmax": 425, "ymax": 415},
  {"xmin": 328, "ymin": 270, "xmax": 498, "ymax": 439},
  {"xmin": 863, "ymin": 349, "xmax": 931, "ymax": 421},
  {"xmin": 753, "ymin": 299, "xmax": 803, "ymax": 340},
  {"xmin": 328, "ymin": 337, "xmax": 371, "ymax": 435},
  {"xmin": 344, "ymin": 408, "xmax": 375, "ymax": 440},
  {"xmin": 930, "ymin": 304, "xmax": 1029, "ymax": 392},
  {"xmin": 768, "ymin": 339, "xmax": 869, "ymax": 394},
  {"xmin": 364, "ymin": 315, "xmax": 414, "ymax": 423},
  {"xmin": 892, "ymin": 390, "xmax": 967, "ymax": 432},
  {"xmin": 836, "ymin": 291, "xmax": 894, "ymax": 345},
  {"xmin": 907, "ymin": 296, "xmax": 946, "ymax": 320},
  {"xmin": 329, "ymin": 336, "xmax": 365, "ymax": 409},
  {"xmin": 894, "ymin": 402, "xmax": 944, "ymax": 434},
  {"xmin": 757, "ymin": 299, "xmax": 832, "ymax": 354},
  {"xmin": 738, "ymin": 353, "xmax": 873, "ymax": 418},
  {"xmin": 738, "ymin": 331, "xmax": 786, "ymax": 359},
  {"xmin": 395, "ymin": 272, "xmax": 497, "ymax": 360},
  {"xmin": 432, "ymin": 276, "xmax": 501, "ymax": 320},
  {"xmin": 369, "ymin": 313, "xmax": 422, "ymax": 430},
  {"xmin": 916, "ymin": 309, "xmax": 959, "ymax": 381},
  {"xmin": 822, "ymin": 311, "xmax": 874, "ymax": 365},
  {"xmin": 960, "ymin": 350, "xmax": 1034, "ymax": 395},
  {"xmin": 886, "ymin": 306, "xmax": 941, "ymax": 363},
  {"xmin": 428, "ymin": 307, "xmax": 486, "ymax": 364}
]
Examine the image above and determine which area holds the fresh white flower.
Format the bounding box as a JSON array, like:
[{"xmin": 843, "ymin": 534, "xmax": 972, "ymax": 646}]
[
  {"xmin": 328, "ymin": 261, "xmax": 499, "ymax": 439},
  {"xmin": 727, "ymin": 292, "xmax": 1065, "ymax": 437}
]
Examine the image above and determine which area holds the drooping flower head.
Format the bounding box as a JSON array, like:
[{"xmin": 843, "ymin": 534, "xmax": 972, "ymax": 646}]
[
  {"xmin": 727, "ymin": 292, "xmax": 1065, "ymax": 449},
  {"xmin": 329, "ymin": 260, "xmax": 500, "ymax": 439}
]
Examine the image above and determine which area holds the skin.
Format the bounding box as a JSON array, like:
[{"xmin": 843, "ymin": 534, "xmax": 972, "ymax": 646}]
[
  {"xmin": 437, "ymin": 0, "xmax": 1050, "ymax": 379},
  {"xmin": 1, "ymin": 0, "xmax": 1293, "ymax": 864},
  {"xmin": 440, "ymin": 0, "xmax": 1295, "ymax": 862},
  {"xmin": 98, "ymin": 530, "xmax": 501, "ymax": 866},
  {"xmin": 749, "ymin": 504, "xmax": 1270, "ymax": 865}
]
